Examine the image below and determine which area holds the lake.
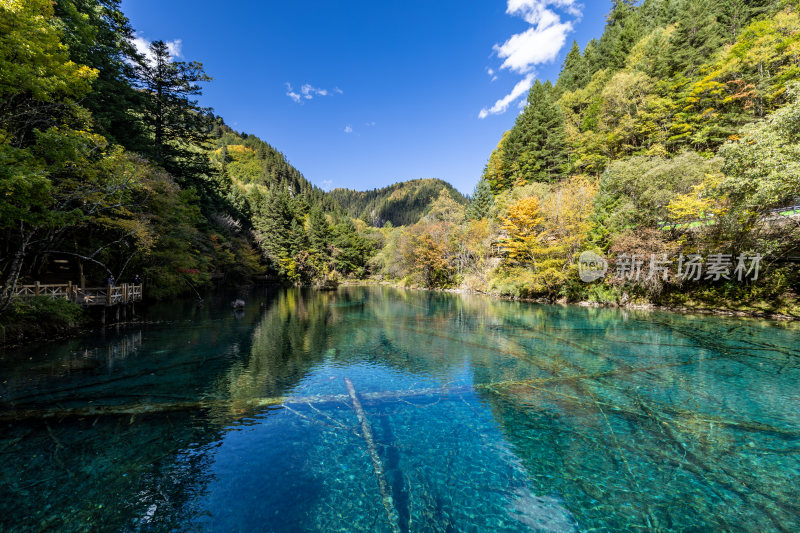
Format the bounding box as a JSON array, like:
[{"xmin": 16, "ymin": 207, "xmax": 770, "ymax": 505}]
[{"xmin": 1, "ymin": 286, "xmax": 799, "ymax": 532}]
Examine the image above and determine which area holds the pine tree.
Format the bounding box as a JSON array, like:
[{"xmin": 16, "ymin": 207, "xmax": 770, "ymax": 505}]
[
  {"xmin": 667, "ymin": 0, "xmax": 723, "ymax": 76},
  {"xmin": 331, "ymin": 218, "xmax": 371, "ymax": 277},
  {"xmin": 308, "ymin": 205, "xmax": 331, "ymax": 257},
  {"xmin": 502, "ymin": 81, "xmax": 569, "ymax": 184},
  {"xmin": 483, "ymin": 132, "xmax": 511, "ymax": 193},
  {"xmin": 583, "ymin": 39, "xmax": 602, "ymax": 75},
  {"xmin": 466, "ymin": 178, "xmax": 494, "ymax": 220},
  {"xmin": 134, "ymin": 40, "xmax": 213, "ymax": 181},
  {"xmin": 640, "ymin": 0, "xmax": 681, "ymax": 29},
  {"xmin": 555, "ymin": 41, "xmax": 590, "ymax": 94},
  {"xmin": 252, "ymin": 189, "xmax": 298, "ymax": 270},
  {"xmin": 597, "ymin": 0, "xmax": 644, "ymax": 71},
  {"xmin": 715, "ymin": 0, "xmax": 770, "ymax": 44}
]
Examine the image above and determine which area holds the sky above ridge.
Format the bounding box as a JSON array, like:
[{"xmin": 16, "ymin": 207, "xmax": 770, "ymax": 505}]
[{"xmin": 121, "ymin": 0, "xmax": 610, "ymax": 194}]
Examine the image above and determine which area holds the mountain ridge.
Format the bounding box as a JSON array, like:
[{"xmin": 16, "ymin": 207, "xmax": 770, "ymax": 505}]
[{"xmin": 328, "ymin": 178, "xmax": 468, "ymax": 227}]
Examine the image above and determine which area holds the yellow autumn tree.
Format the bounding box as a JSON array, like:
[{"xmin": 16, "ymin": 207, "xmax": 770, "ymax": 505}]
[
  {"xmin": 492, "ymin": 177, "xmax": 597, "ymax": 298},
  {"xmin": 666, "ymin": 172, "xmax": 728, "ymax": 224},
  {"xmin": 541, "ymin": 175, "xmax": 598, "ymax": 260},
  {"xmin": 499, "ymin": 196, "xmax": 545, "ymax": 266}
]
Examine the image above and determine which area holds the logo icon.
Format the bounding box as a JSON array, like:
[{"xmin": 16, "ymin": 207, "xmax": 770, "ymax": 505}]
[{"xmin": 578, "ymin": 251, "xmax": 608, "ymax": 283}]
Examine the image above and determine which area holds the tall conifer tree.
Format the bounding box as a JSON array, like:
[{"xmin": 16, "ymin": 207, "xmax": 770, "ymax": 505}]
[{"xmin": 502, "ymin": 81, "xmax": 569, "ymax": 184}]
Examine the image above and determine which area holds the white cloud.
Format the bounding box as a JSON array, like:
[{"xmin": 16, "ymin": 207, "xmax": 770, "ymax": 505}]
[
  {"xmin": 344, "ymin": 125, "xmax": 353, "ymax": 133},
  {"xmin": 494, "ymin": 21, "xmax": 572, "ymax": 73},
  {"xmin": 321, "ymin": 179, "xmax": 334, "ymax": 191},
  {"xmin": 479, "ymin": 73, "xmax": 535, "ymax": 118},
  {"xmin": 479, "ymin": 1, "xmax": 581, "ymax": 117},
  {"xmin": 302, "ymin": 84, "xmax": 327, "ymax": 98},
  {"xmin": 365, "ymin": 121, "xmax": 376, "ymax": 127},
  {"xmin": 507, "ymin": 0, "xmax": 582, "ymax": 22},
  {"xmin": 132, "ymin": 36, "xmax": 183, "ymax": 65},
  {"xmin": 286, "ymin": 82, "xmax": 341, "ymax": 103},
  {"xmin": 166, "ymin": 40, "xmax": 183, "ymax": 58},
  {"xmin": 286, "ymin": 83, "xmax": 302, "ymax": 103}
]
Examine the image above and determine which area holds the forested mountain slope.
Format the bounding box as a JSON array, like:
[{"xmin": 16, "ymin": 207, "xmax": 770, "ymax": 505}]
[
  {"xmin": 329, "ymin": 179, "xmax": 468, "ymax": 227},
  {"xmin": 369, "ymin": 0, "xmax": 800, "ymax": 315},
  {"xmin": 0, "ymin": 0, "xmax": 373, "ymax": 310},
  {"xmin": 2, "ymin": 0, "xmax": 798, "ymax": 324}
]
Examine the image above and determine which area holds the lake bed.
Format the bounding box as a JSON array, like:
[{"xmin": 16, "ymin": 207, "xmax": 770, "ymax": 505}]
[{"xmin": 1, "ymin": 287, "xmax": 799, "ymax": 531}]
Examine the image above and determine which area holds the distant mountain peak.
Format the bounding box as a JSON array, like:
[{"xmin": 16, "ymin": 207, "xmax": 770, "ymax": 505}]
[{"xmin": 328, "ymin": 178, "xmax": 467, "ymax": 227}]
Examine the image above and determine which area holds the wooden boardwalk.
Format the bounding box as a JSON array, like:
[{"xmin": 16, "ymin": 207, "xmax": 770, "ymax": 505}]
[{"xmin": 5, "ymin": 282, "xmax": 143, "ymax": 307}]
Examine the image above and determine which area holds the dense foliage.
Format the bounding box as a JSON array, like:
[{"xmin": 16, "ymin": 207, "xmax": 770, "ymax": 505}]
[
  {"xmin": 329, "ymin": 179, "xmax": 468, "ymax": 227},
  {"xmin": 368, "ymin": 0, "xmax": 800, "ymax": 315},
  {"xmin": 0, "ymin": 0, "xmax": 375, "ymax": 312},
  {"xmin": 2, "ymin": 0, "xmax": 799, "ymax": 321}
]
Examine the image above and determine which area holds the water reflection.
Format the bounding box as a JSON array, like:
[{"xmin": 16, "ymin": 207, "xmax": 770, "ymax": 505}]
[{"xmin": 0, "ymin": 287, "xmax": 798, "ymax": 531}]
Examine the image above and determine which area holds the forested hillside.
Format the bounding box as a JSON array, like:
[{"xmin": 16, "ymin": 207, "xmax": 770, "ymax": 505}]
[
  {"xmin": 371, "ymin": 0, "xmax": 800, "ymax": 315},
  {"xmin": 2, "ymin": 0, "xmax": 799, "ymax": 325},
  {"xmin": 329, "ymin": 179, "xmax": 468, "ymax": 227},
  {"xmin": 0, "ymin": 0, "xmax": 374, "ymax": 316}
]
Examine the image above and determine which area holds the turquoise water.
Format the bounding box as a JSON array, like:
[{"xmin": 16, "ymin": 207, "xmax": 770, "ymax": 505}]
[{"xmin": 1, "ymin": 287, "xmax": 799, "ymax": 532}]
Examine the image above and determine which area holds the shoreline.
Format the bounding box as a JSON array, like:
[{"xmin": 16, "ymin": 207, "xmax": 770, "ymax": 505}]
[
  {"xmin": 340, "ymin": 279, "xmax": 800, "ymax": 322},
  {"xmin": 3, "ymin": 282, "xmax": 796, "ymax": 350}
]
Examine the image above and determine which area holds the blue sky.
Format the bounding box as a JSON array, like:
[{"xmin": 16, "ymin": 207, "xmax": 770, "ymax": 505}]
[{"xmin": 121, "ymin": 0, "xmax": 611, "ymax": 194}]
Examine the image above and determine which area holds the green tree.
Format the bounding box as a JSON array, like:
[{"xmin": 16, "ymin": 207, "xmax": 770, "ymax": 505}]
[
  {"xmin": 0, "ymin": 0, "xmax": 96, "ymax": 146},
  {"xmin": 423, "ymin": 189, "xmax": 466, "ymax": 224},
  {"xmin": 719, "ymin": 84, "xmax": 800, "ymax": 211},
  {"xmin": 716, "ymin": 0, "xmax": 770, "ymax": 44},
  {"xmin": 503, "ymin": 81, "xmax": 569, "ymax": 184},
  {"xmin": 251, "ymin": 188, "xmax": 300, "ymax": 276},
  {"xmin": 483, "ymin": 132, "xmax": 511, "ymax": 193},
  {"xmin": 556, "ymin": 41, "xmax": 590, "ymax": 94},
  {"xmin": 590, "ymin": 152, "xmax": 723, "ymax": 246},
  {"xmin": 134, "ymin": 40, "xmax": 213, "ymax": 183},
  {"xmin": 640, "ymin": 0, "xmax": 681, "ymax": 28},
  {"xmin": 53, "ymin": 0, "xmax": 146, "ymax": 150},
  {"xmin": 466, "ymin": 178, "xmax": 495, "ymax": 220},
  {"xmin": 331, "ymin": 218, "xmax": 372, "ymax": 278},
  {"xmin": 667, "ymin": 0, "xmax": 724, "ymax": 76},
  {"xmin": 0, "ymin": 0, "xmax": 129, "ymax": 308},
  {"xmin": 596, "ymin": 0, "xmax": 644, "ymax": 71},
  {"xmin": 307, "ymin": 205, "xmax": 331, "ymax": 256}
]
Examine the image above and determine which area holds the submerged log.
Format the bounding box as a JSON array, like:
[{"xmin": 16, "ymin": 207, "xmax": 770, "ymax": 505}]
[
  {"xmin": 345, "ymin": 377, "xmax": 401, "ymax": 533},
  {"xmin": 3, "ymin": 378, "xmax": 799, "ymax": 441},
  {"xmin": 0, "ymin": 385, "xmax": 472, "ymax": 422}
]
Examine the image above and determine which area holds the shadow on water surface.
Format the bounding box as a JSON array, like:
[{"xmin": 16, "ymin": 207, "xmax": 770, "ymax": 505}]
[{"xmin": 0, "ymin": 286, "xmax": 798, "ymax": 531}]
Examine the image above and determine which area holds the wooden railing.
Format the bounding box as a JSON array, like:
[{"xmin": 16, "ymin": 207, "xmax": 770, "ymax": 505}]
[{"xmin": 3, "ymin": 282, "xmax": 143, "ymax": 306}]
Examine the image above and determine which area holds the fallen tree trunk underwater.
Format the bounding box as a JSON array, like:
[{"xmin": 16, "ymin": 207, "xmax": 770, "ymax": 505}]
[{"xmin": 345, "ymin": 377, "xmax": 401, "ymax": 533}]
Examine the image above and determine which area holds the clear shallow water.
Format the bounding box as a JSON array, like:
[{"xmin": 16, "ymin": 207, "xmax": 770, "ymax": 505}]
[{"xmin": 1, "ymin": 287, "xmax": 799, "ymax": 532}]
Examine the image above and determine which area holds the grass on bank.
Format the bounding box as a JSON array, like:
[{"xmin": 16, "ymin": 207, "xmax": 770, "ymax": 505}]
[{"xmin": 0, "ymin": 297, "xmax": 87, "ymax": 346}]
